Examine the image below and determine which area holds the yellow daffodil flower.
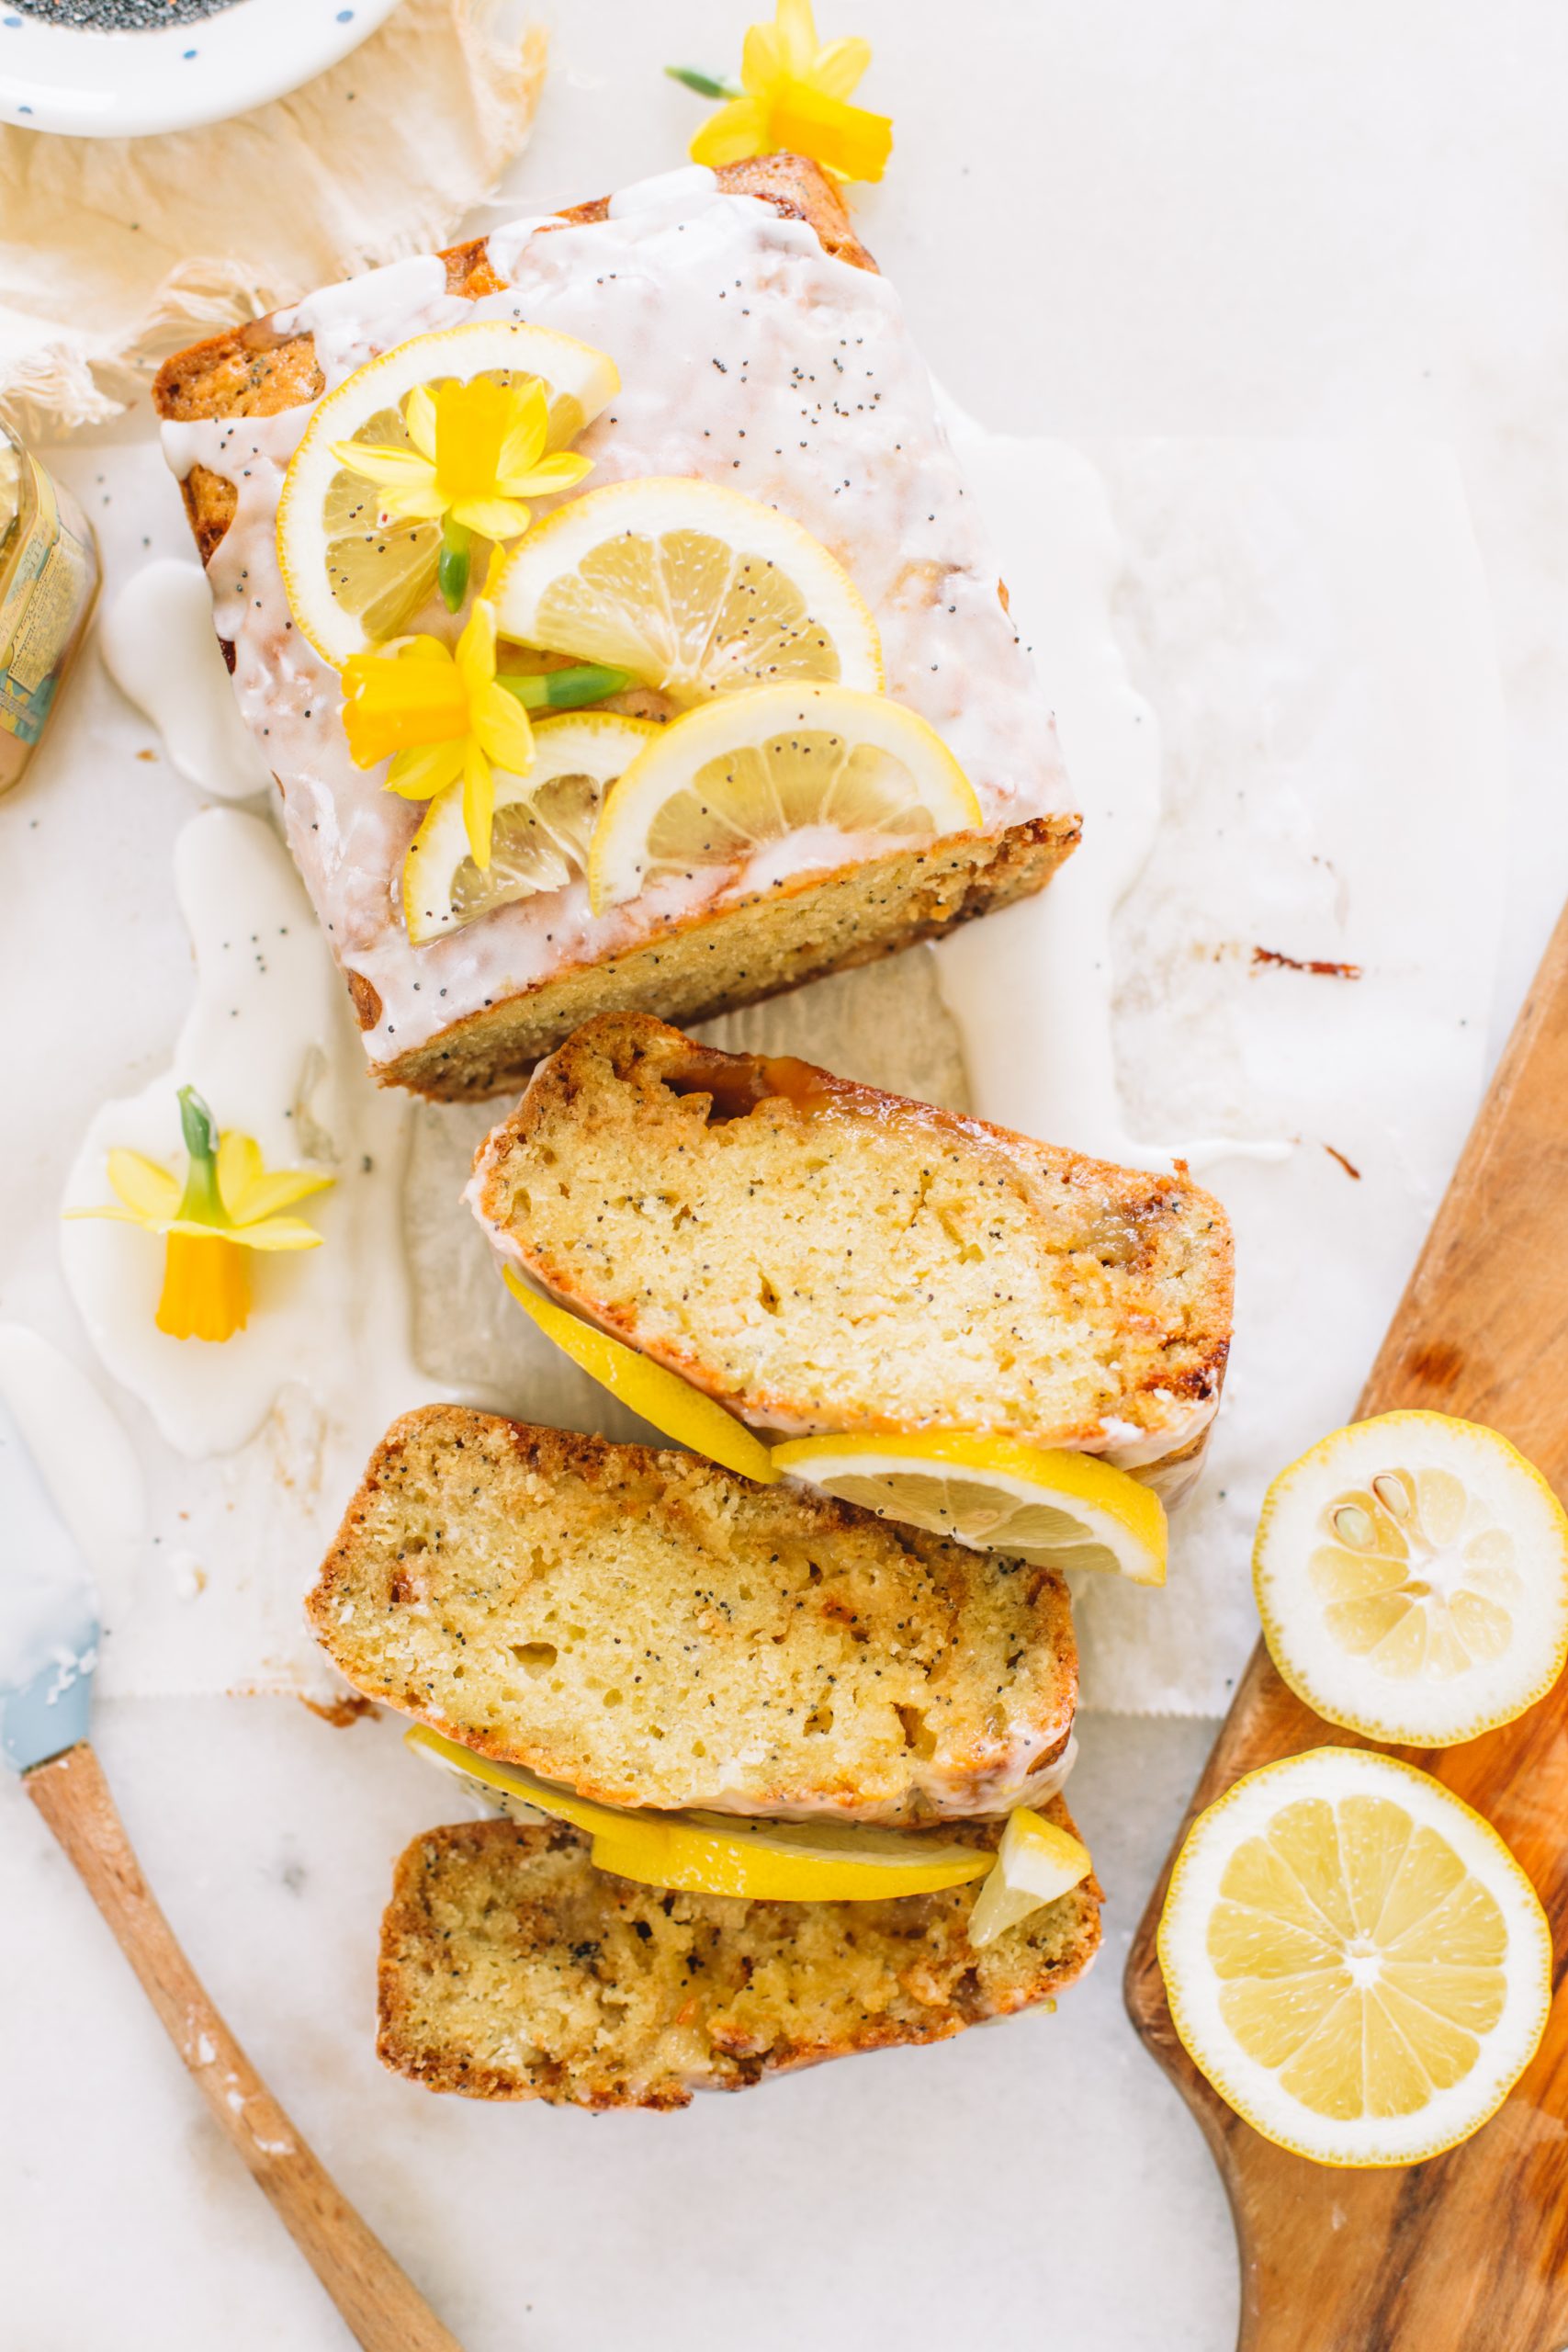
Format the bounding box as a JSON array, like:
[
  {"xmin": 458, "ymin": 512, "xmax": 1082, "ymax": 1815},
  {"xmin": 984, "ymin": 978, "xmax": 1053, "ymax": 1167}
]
[
  {"xmin": 333, "ymin": 375, "xmax": 594, "ymax": 610},
  {"xmin": 340, "ymin": 597, "xmax": 533, "ymax": 869},
  {"xmin": 64, "ymin": 1087, "xmax": 333, "ymax": 1344},
  {"xmin": 680, "ymin": 0, "xmax": 891, "ymax": 184}
]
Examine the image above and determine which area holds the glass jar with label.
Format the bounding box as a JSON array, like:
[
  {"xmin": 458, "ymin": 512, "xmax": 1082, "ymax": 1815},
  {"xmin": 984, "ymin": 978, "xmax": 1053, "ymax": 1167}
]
[{"xmin": 0, "ymin": 423, "xmax": 100, "ymax": 794}]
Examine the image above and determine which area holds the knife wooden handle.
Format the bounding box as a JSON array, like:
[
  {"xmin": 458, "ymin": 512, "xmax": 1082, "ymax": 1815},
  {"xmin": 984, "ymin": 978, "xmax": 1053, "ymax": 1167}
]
[
  {"xmin": 1125, "ymin": 894, "xmax": 1568, "ymax": 2350},
  {"xmin": 26, "ymin": 1740, "xmax": 465, "ymax": 2352}
]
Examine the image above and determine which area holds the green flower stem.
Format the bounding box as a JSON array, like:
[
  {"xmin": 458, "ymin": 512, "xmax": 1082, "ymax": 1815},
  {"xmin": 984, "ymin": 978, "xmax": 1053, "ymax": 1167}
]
[
  {"xmin": 665, "ymin": 63, "xmax": 744, "ymax": 99},
  {"xmin": 495, "ymin": 663, "xmax": 636, "ymax": 711},
  {"xmin": 438, "ymin": 517, "xmax": 473, "ymax": 614},
  {"xmin": 175, "ymin": 1085, "xmax": 227, "ymax": 1228}
]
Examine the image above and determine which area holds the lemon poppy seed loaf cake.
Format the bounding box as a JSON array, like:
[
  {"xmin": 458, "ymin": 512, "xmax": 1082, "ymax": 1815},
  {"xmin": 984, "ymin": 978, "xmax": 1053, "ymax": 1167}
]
[
  {"xmin": 308, "ymin": 1408, "xmax": 1077, "ymax": 1823},
  {"xmin": 469, "ymin": 1014, "xmax": 1235, "ymax": 1491},
  {"xmin": 378, "ymin": 1811, "xmax": 1103, "ymax": 2109},
  {"xmin": 152, "ymin": 153, "xmax": 1078, "ymax": 1102}
]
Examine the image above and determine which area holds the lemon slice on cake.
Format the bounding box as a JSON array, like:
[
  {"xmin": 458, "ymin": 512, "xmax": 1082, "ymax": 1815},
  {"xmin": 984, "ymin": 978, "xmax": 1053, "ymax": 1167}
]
[
  {"xmin": 403, "ymin": 712, "xmax": 660, "ymax": 944},
  {"xmin": 502, "ymin": 1266, "xmax": 778, "ymax": 1484},
  {"xmin": 1158, "ymin": 1746, "xmax": 1551, "ymax": 2167},
  {"xmin": 586, "ymin": 682, "xmax": 982, "ymax": 914},
  {"xmin": 406, "ymin": 1724, "xmax": 990, "ymax": 1902},
  {"xmin": 492, "ymin": 476, "xmax": 883, "ymax": 704},
  {"xmin": 966, "ymin": 1809, "xmax": 1095, "ymax": 1949},
  {"xmin": 277, "ymin": 321, "xmax": 619, "ymax": 663},
  {"xmin": 1254, "ymin": 1412, "xmax": 1568, "ymax": 1747},
  {"xmin": 773, "ymin": 1431, "xmax": 1168, "ymax": 1585}
]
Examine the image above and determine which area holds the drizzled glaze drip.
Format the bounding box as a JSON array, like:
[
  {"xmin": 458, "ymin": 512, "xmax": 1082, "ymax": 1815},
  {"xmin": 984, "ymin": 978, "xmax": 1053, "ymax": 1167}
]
[{"xmin": 161, "ymin": 167, "xmax": 1071, "ymax": 1070}]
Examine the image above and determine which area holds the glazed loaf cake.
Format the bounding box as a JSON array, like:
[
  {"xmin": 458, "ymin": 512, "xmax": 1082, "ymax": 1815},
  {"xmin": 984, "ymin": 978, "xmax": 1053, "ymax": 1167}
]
[
  {"xmin": 152, "ymin": 154, "xmax": 1078, "ymax": 1102},
  {"xmin": 469, "ymin": 1014, "xmax": 1235, "ymax": 1487},
  {"xmin": 379, "ymin": 1813, "xmax": 1102, "ymax": 2109},
  {"xmin": 308, "ymin": 1408, "xmax": 1077, "ymax": 1823}
]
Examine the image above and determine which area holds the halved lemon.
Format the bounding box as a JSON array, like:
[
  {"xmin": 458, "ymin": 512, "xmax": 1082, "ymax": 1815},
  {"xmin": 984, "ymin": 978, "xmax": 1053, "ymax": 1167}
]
[
  {"xmin": 406, "ymin": 1724, "xmax": 992, "ymax": 1902},
  {"xmin": 772, "ymin": 1431, "xmax": 1168, "ymax": 1585},
  {"xmin": 492, "ymin": 476, "xmax": 883, "ymax": 706},
  {"xmin": 501, "ymin": 1266, "xmax": 778, "ymax": 1484},
  {"xmin": 1158, "ymin": 1746, "xmax": 1550, "ymax": 2167},
  {"xmin": 1254, "ymin": 1412, "xmax": 1568, "ymax": 1747},
  {"xmin": 402, "ymin": 712, "xmax": 660, "ymax": 944},
  {"xmin": 277, "ymin": 321, "xmax": 619, "ymax": 664},
  {"xmin": 966, "ymin": 1809, "xmax": 1094, "ymax": 1948},
  {"xmin": 586, "ymin": 682, "xmax": 982, "ymax": 913}
]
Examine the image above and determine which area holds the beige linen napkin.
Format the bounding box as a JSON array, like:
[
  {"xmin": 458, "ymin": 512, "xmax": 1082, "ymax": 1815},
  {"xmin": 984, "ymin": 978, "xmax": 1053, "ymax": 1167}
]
[{"xmin": 0, "ymin": 0, "xmax": 546, "ymax": 433}]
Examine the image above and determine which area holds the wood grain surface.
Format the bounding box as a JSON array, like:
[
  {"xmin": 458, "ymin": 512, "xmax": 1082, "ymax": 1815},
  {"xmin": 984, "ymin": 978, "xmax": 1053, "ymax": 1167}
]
[
  {"xmin": 1125, "ymin": 896, "xmax": 1568, "ymax": 2352},
  {"xmin": 26, "ymin": 1741, "xmax": 466, "ymax": 2352}
]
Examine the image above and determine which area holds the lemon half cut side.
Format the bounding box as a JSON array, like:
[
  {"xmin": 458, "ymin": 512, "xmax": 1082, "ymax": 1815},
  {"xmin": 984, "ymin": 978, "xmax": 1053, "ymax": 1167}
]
[
  {"xmin": 1254, "ymin": 1411, "xmax": 1568, "ymax": 1747},
  {"xmin": 1157, "ymin": 1745, "xmax": 1551, "ymax": 2168}
]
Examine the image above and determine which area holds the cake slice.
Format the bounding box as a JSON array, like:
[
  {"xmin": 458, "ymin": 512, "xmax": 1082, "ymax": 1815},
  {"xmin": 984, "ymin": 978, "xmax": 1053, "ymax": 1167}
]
[
  {"xmin": 308, "ymin": 1407, "xmax": 1077, "ymax": 1823},
  {"xmin": 378, "ymin": 1811, "xmax": 1102, "ymax": 2109},
  {"xmin": 468, "ymin": 1013, "xmax": 1235, "ymax": 1490},
  {"xmin": 152, "ymin": 154, "xmax": 1078, "ymax": 1102}
]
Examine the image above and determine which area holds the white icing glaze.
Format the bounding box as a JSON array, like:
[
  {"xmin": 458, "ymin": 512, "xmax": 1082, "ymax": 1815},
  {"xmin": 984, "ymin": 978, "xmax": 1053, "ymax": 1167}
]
[
  {"xmin": 99, "ymin": 559, "xmax": 275, "ymax": 803},
  {"xmin": 161, "ymin": 170, "xmax": 1071, "ymax": 1071},
  {"xmin": 0, "ymin": 1327, "xmax": 146, "ymax": 1639},
  {"xmin": 59, "ymin": 809, "xmax": 420, "ymax": 1460}
]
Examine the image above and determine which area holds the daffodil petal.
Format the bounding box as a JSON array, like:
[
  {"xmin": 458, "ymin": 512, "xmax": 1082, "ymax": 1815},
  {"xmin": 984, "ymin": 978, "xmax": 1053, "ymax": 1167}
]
[
  {"xmin": 473, "ymin": 681, "xmax": 536, "ymax": 775},
  {"xmin": 232, "ymin": 1169, "xmax": 334, "ymax": 1224},
  {"xmin": 463, "ymin": 742, "xmax": 495, "ymax": 869},
  {"xmin": 62, "ymin": 1204, "xmax": 164, "ymax": 1228},
  {"xmin": 691, "ymin": 95, "xmax": 771, "ymax": 166},
  {"xmin": 332, "ymin": 442, "xmax": 436, "ymax": 490},
  {"xmin": 455, "ymin": 598, "xmax": 499, "ymax": 700},
  {"xmin": 775, "ymin": 0, "xmax": 820, "ymax": 75},
  {"xmin": 449, "ymin": 496, "xmax": 534, "ymax": 541},
  {"xmin": 404, "ymin": 384, "xmax": 438, "ymax": 463},
  {"xmin": 231, "ymin": 1218, "xmax": 328, "ymax": 1252},
  {"xmin": 506, "ymin": 450, "xmax": 593, "ymax": 495},
  {"xmin": 741, "ymin": 19, "xmax": 786, "ymax": 94},
  {"xmin": 375, "ymin": 486, "xmax": 448, "ymax": 526},
  {"xmin": 493, "ymin": 380, "xmax": 550, "ymax": 479},
  {"xmin": 106, "ymin": 1148, "xmax": 182, "ymax": 1223},
  {"xmin": 811, "ymin": 33, "xmax": 872, "ymax": 98},
  {"xmin": 387, "ymin": 741, "xmax": 467, "ymax": 799},
  {"xmin": 215, "ymin": 1130, "xmax": 265, "ymax": 1221}
]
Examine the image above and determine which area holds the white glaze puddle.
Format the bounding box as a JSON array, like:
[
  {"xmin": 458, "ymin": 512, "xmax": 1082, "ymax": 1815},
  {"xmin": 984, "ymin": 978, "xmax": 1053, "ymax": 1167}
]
[
  {"xmin": 99, "ymin": 559, "xmax": 275, "ymax": 803},
  {"xmin": 59, "ymin": 808, "xmax": 421, "ymax": 1461},
  {"xmin": 935, "ymin": 415, "xmax": 1290, "ymax": 1175},
  {"xmin": 0, "ymin": 1326, "xmax": 146, "ymax": 1644}
]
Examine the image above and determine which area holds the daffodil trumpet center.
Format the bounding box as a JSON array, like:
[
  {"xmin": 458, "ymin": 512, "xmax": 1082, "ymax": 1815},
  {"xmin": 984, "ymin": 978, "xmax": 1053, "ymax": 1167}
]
[
  {"xmin": 158, "ymin": 1231, "xmax": 251, "ymax": 1343},
  {"xmin": 493, "ymin": 662, "xmax": 635, "ymax": 712}
]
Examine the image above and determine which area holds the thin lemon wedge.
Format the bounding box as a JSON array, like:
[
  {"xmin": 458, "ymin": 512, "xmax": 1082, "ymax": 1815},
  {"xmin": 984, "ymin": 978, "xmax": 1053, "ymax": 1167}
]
[
  {"xmin": 406, "ymin": 1724, "xmax": 992, "ymax": 1902},
  {"xmin": 403, "ymin": 711, "xmax": 660, "ymax": 943},
  {"xmin": 492, "ymin": 475, "xmax": 882, "ymax": 704},
  {"xmin": 502, "ymin": 1265, "xmax": 777, "ymax": 1483},
  {"xmin": 277, "ymin": 320, "xmax": 619, "ymax": 663},
  {"xmin": 966, "ymin": 1809, "xmax": 1094, "ymax": 1949},
  {"xmin": 772, "ymin": 1431, "xmax": 1168, "ymax": 1585},
  {"xmin": 1254, "ymin": 1411, "xmax": 1568, "ymax": 1747},
  {"xmin": 586, "ymin": 681, "xmax": 982, "ymax": 913},
  {"xmin": 1158, "ymin": 1746, "xmax": 1551, "ymax": 2167}
]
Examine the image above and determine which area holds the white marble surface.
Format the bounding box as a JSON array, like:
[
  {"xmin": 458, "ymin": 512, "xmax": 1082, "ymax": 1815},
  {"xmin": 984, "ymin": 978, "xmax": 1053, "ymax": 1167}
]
[{"xmin": 6, "ymin": 1, "xmax": 1568, "ymax": 2344}]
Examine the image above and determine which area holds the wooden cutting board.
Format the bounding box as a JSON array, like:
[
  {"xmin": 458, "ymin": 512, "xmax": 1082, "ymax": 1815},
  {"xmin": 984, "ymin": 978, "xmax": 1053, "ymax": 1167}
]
[{"xmin": 1124, "ymin": 899, "xmax": 1568, "ymax": 2352}]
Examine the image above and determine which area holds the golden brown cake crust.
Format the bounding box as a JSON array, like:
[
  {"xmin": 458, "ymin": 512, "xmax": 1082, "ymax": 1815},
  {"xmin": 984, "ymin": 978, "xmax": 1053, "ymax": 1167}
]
[
  {"xmin": 471, "ymin": 1012, "xmax": 1234, "ymax": 1472},
  {"xmin": 377, "ymin": 1813, "xmax": 1102, "ymax": 2109},
  {"xmin": 151, "ymin": 156, "xmax": 874, "ymax": 570},
  {"xmin": 308, "ymin": 1405, "xmax": 1078, "ymax": 1822}
]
